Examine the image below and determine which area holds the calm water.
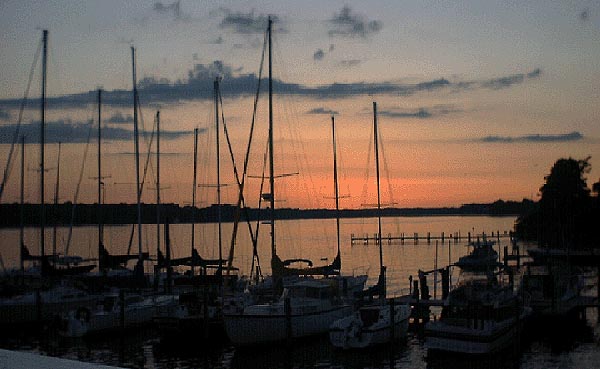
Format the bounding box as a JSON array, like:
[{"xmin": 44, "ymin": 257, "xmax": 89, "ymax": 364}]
[{"xmin": 1, "ymin": 215, "xmax": 599, "ymax": 368}]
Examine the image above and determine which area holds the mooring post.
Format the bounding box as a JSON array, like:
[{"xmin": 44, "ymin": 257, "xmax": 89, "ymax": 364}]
[
  {"xmin": 414, "ymin": 232, "xmax": 418, "ymax": 244},
  {"xmin": 389, "ymin": 297, "xmax": 395, "ymax": 341},
  {"xmin": 119, "ymin": 289, "xmax": 125, "ymax": 330},
  {"xmin": 427, "ymin": 232, "xmax": 431, "ymax": 244},
  {"xmin": 35, "ymin": 289, "xmax": 42, "ymax": 324},
  {"xmin": 203, "ymin": 284, "xmax": 209, "ymax": 340},
  {"xmin": 285, "ymin": 296, "xmax": 292, "ymax": 344},
  {"xmin": 468, "ymin": 232, "xmax": 471, "ymax": 244},
  {"xmin": 441, "ymin": 232, "xmax": 444, "ymax": 243},
  {"xmin": 597, "ymin": 265, "xmax": 600, "ymax": 323}
]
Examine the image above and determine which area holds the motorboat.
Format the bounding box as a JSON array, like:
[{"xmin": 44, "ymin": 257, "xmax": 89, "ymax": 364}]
[
  {"xmin": 425, "ymin": 273, "xmax": 530, "ymax": 355},
  {"xmin": 329, "ymin": 301, "xmax": 410, "ymax": 349}
]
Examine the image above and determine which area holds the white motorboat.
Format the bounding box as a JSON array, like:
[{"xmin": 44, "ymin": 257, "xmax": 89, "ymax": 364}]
[
  {"xmin": 329, "ymin": 301, "xmax": 410, "ymax": 349},
  {"xmin": 224, "ymin": 279, "xmax": 353, "ymax": 345},
  {"xmin": 59, "ymin": 293, "xmax": 176, "ymax": 337},
  {"xmin": 425, "ymin": 274, "xmax": 530, "ymax": 355}
]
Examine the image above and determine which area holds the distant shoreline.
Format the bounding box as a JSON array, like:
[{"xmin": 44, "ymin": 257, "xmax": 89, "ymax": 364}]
[{"xmin": 0, "ymin": 199, "xmax": 530, "ymax": 227}]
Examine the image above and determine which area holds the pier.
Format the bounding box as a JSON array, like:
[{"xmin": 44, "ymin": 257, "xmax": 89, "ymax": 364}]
[{"xmin": 351, "ymin": 230, "xmax": 513, "ymax": 245}]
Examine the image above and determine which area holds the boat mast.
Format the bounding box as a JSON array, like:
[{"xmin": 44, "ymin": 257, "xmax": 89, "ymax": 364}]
[
  {"xmin": 268, "ymin": 17, "xmax": 276, "ymax": 261},
  {"xmin": 52, "ymin": 141, "xmax": 61, "ymax": 258},
  {"xmin": 97, "ymin": 89, "xmax": 103, "ymax": 270},
  {"xmin": 191, "ymin": 127, "xmax": 198, "ymax": 276},
  {"xmin": 156, "ymin": 111, "xmax": 161, "ymax": 277},
  {"xmin": 332, "ymin": 116, "xmax": 341, "ymax": 262},
  {"xmin": 373, "ymin": 101, "xmax": 385, "ymax": 299},
  {"xmin": 214, "ymin": 78, "xmax": 223, "ymax": 273},
  {"xmin": 132, "ymin": 46, "xmax": 143, "ymax": 274},
  {"xmin": 20, "ymin": 136, "xmax": 25, "ymax": 272},
  {"xmin": 40, "ymin": 29, "xmax": 47, "ymax": 264}
]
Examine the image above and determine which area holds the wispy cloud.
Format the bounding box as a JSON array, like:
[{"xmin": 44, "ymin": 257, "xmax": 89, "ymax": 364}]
[
  {"xmin": 218, "ymin": 8, "xmax": 284, "ymax": 34},
  {"xmin": 328, "ymin": 6, "xmax": 382, "ymax": 38},
  {"xmin": 379, "ymin": 108, "xmax": 431, "ymax": 119},
  {"xmin": 106, "ymin": 112, "xmax": 133, "ymax": 124},
  {"xmin": 307, "ymin": 107, "xmax": 339, "ymax": 115},
  {"xmin": 0, "ymin": 120, "xmax": 190, "ymax": 144},
  {"xmin": 0, "ymin": 109, "xmax": 10, "ymax": 121},
  {"xmin": 313, "ymin": 49, "xmax": 325, "ymax": 61},
  {"xmin": 0, "ymin": 62, "xmax": 543, "ymax": 109},
  {"xmin": 153, "ymin": 1, "xmax": 189, "ymax": 21},
  {"xmin": 339, "ymin": 59, "xmax": 362, "ymax": 68},
  {"xmin": 376, "ymin": 105, "xmax": 461, "ymax": 119},
  {"xmin": 482, "ymin": 68, "xmax": 542, "ymax": 90},
  {"xmin": 481, "ymin": 131, "xmax": 583, "ymax": 143}
]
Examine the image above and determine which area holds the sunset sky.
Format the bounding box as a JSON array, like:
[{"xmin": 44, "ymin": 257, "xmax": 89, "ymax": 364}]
[{"xmin": 1, "ymin": 0, "xmax": 600, "ymax": 209}]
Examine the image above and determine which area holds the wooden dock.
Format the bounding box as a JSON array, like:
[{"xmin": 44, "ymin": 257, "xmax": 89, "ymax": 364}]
[{"xmin": 351, "ymin": 230, "xmax": 513, "ymax": 245}]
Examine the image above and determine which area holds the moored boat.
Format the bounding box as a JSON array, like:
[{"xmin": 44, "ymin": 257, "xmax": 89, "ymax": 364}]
[{"xmin": 424, "ymin": 272, "xmax": 529, "ymax": 355}]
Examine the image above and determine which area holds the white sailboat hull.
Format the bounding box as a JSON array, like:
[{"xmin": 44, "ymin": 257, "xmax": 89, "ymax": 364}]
[{"xmin": 224, "ymin": 304, "xmax": 352, "ymax": 345}]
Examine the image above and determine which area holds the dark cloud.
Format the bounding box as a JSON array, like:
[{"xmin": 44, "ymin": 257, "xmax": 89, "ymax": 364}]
[
  {"xmin": 307, "ymin": 107, "xmax": 339, "ymax": 115},
  {"xmin": 482, "ymin": 68, "xmax": 542, "ymax": 90},
  {"xmin": 580, "ymin": 8, "xmax": 589, "ymax": 21},
  {"xmin": 481, "ymin": 131, "xmax": 583, "ymax": 143},
  {"xmin": 107, "ymin": 112, "xmax": 133, "ymax": 124},
  {"xmin": 377, "ymin": 105, "xmax": 461, "ymax": 119},
  {"xmin": 0, "ymin": 109, "xmax": 10, "ymax": 121},
  {"xmin": 339, "ymin": 59, "xmax": 362, "ymax": 67},
  {"xmin": 0, "ymin": 120, "xmax": 190, "ymax": 144},
  {"xmin": 218, "ymin": 8, "xmax": 284, "ymax": 34},
  {"xmin": 209, "ymin": 36, "xmax": 224, "ymax": 44},
  {"xmin": 328, "ymin": 6, "xmax": 382, "ymax": 38},
  {"xmin": 0, "ymin": 63, "xmax": 543, "ymax": 109},
  {"xmin": 153, "ymin": 1, "xmax": 188, "ymax": 21},
  {"xmin": 313, "ymin": 49, "xmax": 325, "ymax": 61},
  {"xmin": 379, "ymin": 108, "xmax": 432, "ymax": 119}
]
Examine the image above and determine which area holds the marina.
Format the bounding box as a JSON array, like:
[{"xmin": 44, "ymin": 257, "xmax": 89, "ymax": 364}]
[{"xmin": 1, "ymin": 4, "xmax": 600, "ymax": 368}]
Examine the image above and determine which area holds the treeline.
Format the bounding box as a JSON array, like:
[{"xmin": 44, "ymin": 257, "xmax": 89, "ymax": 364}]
[
  {"xmin": 515, "ymin": 157, "xmax": 600, "ymax": 249},
  {"xmin": 0, "ymin": 199, "xmax": 534, "ymax": 227}
]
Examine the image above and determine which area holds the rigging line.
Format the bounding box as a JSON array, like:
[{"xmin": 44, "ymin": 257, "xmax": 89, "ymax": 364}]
[
  {"xmin": 226, "ymin": 27, "xmax": 268, "ymax": 273},
  {"xmin": 378, "ymin": 125, "xmax": 397, "ymax": 207},
  {"xmin": 250, "ymin": 142, "xmax": 269, "ymax": 280},
  {"xmin": 126, "ymin": 107, "xmax": 156, "ymax": 256},
  {"xmin": 361, "ymin": 121, "xmax": 374, "ymax": 206},
  {"xmin": 65, "ymin": 120, "xmax": 94, "ymax": 255},
  {"xmin": 0, "ymin": 38, "xmax": 43, "ymax": 203}
]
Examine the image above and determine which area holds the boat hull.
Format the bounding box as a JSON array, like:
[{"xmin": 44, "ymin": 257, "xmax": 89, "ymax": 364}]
[
  {"xmin": 425, "ymin": 314, "xmax": 526, "ymax": 355},
  {"xmin": 224, "ymin": 305, "xmax": 352, "ymax": 345}
]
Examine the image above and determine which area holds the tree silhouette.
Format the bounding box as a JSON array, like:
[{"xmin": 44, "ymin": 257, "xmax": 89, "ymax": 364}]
[{"xmin": 517, "ymin": 157, "xmax": 599, "ymax": 249}]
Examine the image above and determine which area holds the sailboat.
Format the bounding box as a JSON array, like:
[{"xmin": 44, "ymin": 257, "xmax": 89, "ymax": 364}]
[
  {"xmin": 222, "ymin": 18, "xmax": 355, "ymax": 346},
  {"xmin": 329, "ymin": 104, "xmax": 410, "ymax": 349},
  {"xmin": 0, "ymin": 30, "xmax": 98, "ymax": 327}
]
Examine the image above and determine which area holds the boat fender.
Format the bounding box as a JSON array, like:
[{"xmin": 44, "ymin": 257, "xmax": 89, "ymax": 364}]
[{"xmin": 75, "ymin": 307, "xmax": 91, "ymax": 322}]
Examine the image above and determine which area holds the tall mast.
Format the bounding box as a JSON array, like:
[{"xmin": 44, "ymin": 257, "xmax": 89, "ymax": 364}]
[
  {"xmin": 214, "ymin": 78, "xmax": 223, "ymax": 271},
  {"xmin": 40, "ymin": 29, "xmax": 48, "ymax": 262},
  {"xmin": 332, "ymin": 116, "xmax": 341, "ymax": 260},
  {"xmin": 268, "ymin": 16, "xmax": 276, "ymax": 260},
  {"xmin": 132, "ymin": 46, "xmax": 143, "ymax": 272},
  {"xmin": 52, "ymin": 141, "xmax": 61, "ymax": 258},
  {"xmin": 191, "ymin": 128, "xmax": 198, "ymax": 275},
  {"xmin": 373, "ymin": 101, "xmax": 385, "ymax": 299},
  {"xmin": 156, "ymin": 111, "xmax": 161, "ymax": 276},
  {"xmin": 20, "ymin": 136, "xmax": 25, "ymax": 272},
  {"xmin": 97, "ymin": 88, "xmax": 103, "ymax": 270}
]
